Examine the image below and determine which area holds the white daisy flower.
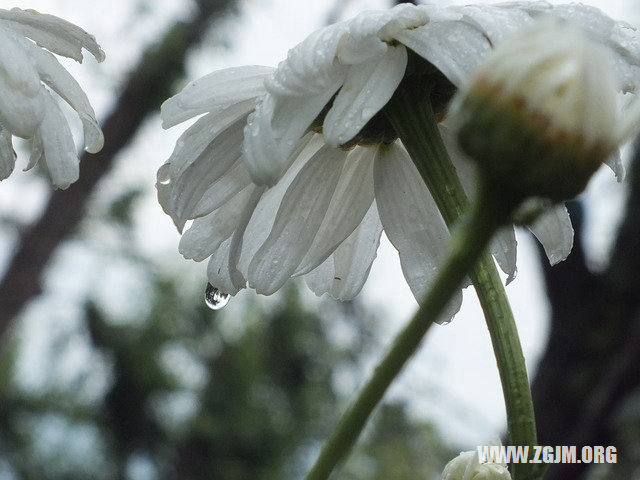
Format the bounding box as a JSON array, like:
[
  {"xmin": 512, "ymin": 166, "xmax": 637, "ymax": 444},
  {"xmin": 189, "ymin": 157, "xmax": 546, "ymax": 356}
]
[
  {"xmin": 0, "ymin": 8, "xmax": 104, "ymax": 189},
  {"xmin": 158, "ymin": 2, "xmax": 640, "ymax": 317},
  {"xmin": 442, "ymin": 449, "xmax": 511, "ymax": 480}
]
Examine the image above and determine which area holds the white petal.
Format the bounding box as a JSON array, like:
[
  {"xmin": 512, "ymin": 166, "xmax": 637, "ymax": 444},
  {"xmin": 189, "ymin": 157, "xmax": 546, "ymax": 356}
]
[
  {"xmin": 242, "ymin": 94, "xmax": 290, "ymax": 186},
  {"xmin": 323, "ymin": 45, "xmax": 407, "ymax": 147},
  {"xmin": 0, "ymin": 34, "xmax": 44, "ymax": 138},
  {"xmin": 26, "ymin": 132, "xmax": 43, "ymax": 171},
  {"xmin": 529, "ymin": 203, "xmax": 574, "ymax": 265},
  {"xmin": 491, "ymin": 227, "xmax": 518, "ymax": 283},
  {"xmin": 248, "ymin": 145, "xmax": 348, "ymax": 295},
  {"xmin": 305, "ymin": 201, "xmax": 383, "ymax": 300},
  {"xmin": 0, "ymin": 26, "xmax": 41, "ymax": 95},
  {"xmin": 237, "ymin": 139, "xmax": 321, "ymax": 279},
  {"xmin": 0, "ymin": 125, "xmax": 15, "ymax": 180},
  {"xmin": 161, "ymin": 65, "xmax": 273, "ymax": 128},
  {"xmin": 190, "ymin": 160, "xmax": 252, "ymax": 219},
  {"xmin": 394, "ymin": 20, "xmax": 491, "ymax": 87},
  {"xmin": 179, "ymin": 186, "xmax": 254, "ymax": 262},
  {"xmin": 336, "ymin": 10, "xmax": 390, "ymax": 65},
  {"xmin": 206, "ymin": 237, "xmax": 243, "ymax": 296},
  {"xmin": 374, "ymin": 143, "xmax": 461, "ymax": 322},
  {"xmin": 158, "ymin": 104, "xmax": 255, "ymax": 228},
  {"xmin": 605, "ymin": 150, "xmax": 625, "ymax": 182},
  {"xmin": 0, "ymin": 8, "xmax": 104, "ymax": 62},
  {"xmin": 38, "ymin": 92, "xmax": 79, "ymax": 189},
  {"xmin": 168, "ymin": 113, "xmax": 247, "ymax": 231},
  {"xmin": 456, "ymin": 4, "xmax": 533, "ymax": 45},
  {"xmin": 19, "ymin": 37, "xmax": 103, "ymax": 153},
  {"xmin": 295, "ymin": 146, "xmax": 375, "ymax": 275},
  {"xmin": 266, "ymin": 22, "xmax": 347, "ymax": 97}
]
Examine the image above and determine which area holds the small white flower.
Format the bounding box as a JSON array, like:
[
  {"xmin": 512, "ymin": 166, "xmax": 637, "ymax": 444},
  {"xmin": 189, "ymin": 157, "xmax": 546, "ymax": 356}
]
[
  {"xmin": 0, "ymin": 8, "xmax": 104, "ymax": 189},
  {"xmin": 442, "ymin": 450, "xmax": 511, "ymax": 480},
  {"xmin": 158, "ymin": 3, "xmax": 640, "ymax": 316}
]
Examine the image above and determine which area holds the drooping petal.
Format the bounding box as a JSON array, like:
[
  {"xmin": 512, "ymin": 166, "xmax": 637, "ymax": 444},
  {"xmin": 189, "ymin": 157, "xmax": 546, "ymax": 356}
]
[
  {"xmin": 374, "ymin": 143, "xmax": 461, "ymax": 322},
  {"xmin": 243, "ymin": 23, "xmax": 348, "ymax": 185},
  {"xmin": 0, "ymin": 59, "xmax": 43, "ymax": 138},
  {"xmin": 190, "ymin": 160, "xmax": 253, "ymax": 220},
  {"xmin": 0, "ymin": 125, "xmax": 15, "ymax": 180},
  {"xmin": 491, "ymin": 227, "xmax": 518, "ymax": 283},
  {"xmin": 179, "ymin": 186, "xmax": 255, "ymax": 261},
  {"xmin": 529, "ymin": 203, "xmax": 574, "ymax": 265},
  {"xmin": 266, "ymin": 22, "xmax": 347, "ymax": 98},
  {"xmin": 394, "ymin": 18, "xmax": 492, "ymax": 87},
  {"xmin": 158, "ymin": 104, "xmax": 256, "ymax": 228},
  {"xmin": 237, "ymin": 136, "xmax": 323, "ymax": 278},
  {"xmin": 37, "ymin": 91, "xmax": 79, "ymax": 189},
  {"xmin": 248, "ymin": 145, "xmax": 348, "ymax": 295},
  {"xmin": 323, "ymin": 45, "xmax": 407, "ymax": 147},
  {"xmin": 160, "ymin": 66, "xmax": 273, "ymax": 128},
  {"xmin": 206, "ymin": 237, "xmax": 243, "ymax": 296},
  {"xmin": 605, "ymin": 150, "xmax": 625, "ymax": 182},
  {"xmin": 456, "ymin": 3, "xmax": 533, "ymax": 45},
  {"xmin": 168, "ymin": 113, "xmax": 247, "ymax": 231},
  {"xmin": 0, "ymin": 8, "xmax": 104, "ymax": 62},
  {"xmin": 19, "ymin": 36, "xmax": 103, "ymax": 153},
  {"xmin": 305, "ymin": 201, "xmax": 383, "ymax": 300},
  {"xmin": 0, "ymin": 26, "xmax": 41, "ymax": 96},
  {"xmin": 242, "ymin": 90, "xmax": 323, "ymax": 188},
  {"xmin": 295, "ymin": 145, "xmax": 375, "ymax": 275}
]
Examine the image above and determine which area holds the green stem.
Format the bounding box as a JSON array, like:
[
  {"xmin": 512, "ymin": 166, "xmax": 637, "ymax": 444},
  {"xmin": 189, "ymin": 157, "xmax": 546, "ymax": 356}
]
[
  {"xmin": 385, "ymin": 79, "xmax": 539, "ymax": 480},
  {"xmin": 305, "ymin": 178, "xmax": 504, "ymax": 480}
]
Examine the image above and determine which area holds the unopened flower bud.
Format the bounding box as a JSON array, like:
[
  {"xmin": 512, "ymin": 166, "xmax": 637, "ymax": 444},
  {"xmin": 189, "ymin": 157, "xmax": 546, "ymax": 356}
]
[
  {"xmin": 442, "ymin": 450, "xmax": 511, "ymax": 480},
  {"xmin": 450, "ymin": 20, "xmax": 619, "ymax": 203}
]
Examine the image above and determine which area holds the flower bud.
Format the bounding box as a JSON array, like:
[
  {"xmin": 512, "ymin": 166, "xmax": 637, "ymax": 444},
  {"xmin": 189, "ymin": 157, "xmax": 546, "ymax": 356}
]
[
  {"xmin": 449, "ymin": 20, "xmax": 619, "ymax": 203},
  {"xmin": 442, "ymin": 450, "xmax": 511, "ymax": 480}
]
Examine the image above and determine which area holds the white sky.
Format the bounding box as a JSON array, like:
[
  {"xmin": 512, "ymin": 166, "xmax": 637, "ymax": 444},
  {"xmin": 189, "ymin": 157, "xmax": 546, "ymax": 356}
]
[{"xmin": 4, "ymin": 0, "xmax": 638, "ymax": 449}]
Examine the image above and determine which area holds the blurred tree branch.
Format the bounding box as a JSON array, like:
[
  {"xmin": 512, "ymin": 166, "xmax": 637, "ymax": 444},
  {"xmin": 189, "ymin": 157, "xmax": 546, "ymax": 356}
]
[
  {"xmin": 532, "ymin": 141, "xmax": 640, "ymax": 479},
  {"xmin": 0, "ymin": 0, "xmax": 238, "ymax": 341}
]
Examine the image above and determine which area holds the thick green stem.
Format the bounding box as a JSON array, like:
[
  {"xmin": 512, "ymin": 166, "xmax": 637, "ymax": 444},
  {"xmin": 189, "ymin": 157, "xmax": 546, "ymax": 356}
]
[
  {"xmin": 385, "ymin": 80, "xmax": 539, "ymax": 480},
  {"xmin": 305, "ymin": 178, "xmax": 505, "ymax": 480}
]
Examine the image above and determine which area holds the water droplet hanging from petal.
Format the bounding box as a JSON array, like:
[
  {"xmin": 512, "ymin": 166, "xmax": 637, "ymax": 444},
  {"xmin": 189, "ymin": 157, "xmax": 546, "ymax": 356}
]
[{"xmin": 204, "ymin": 283, "xmax": 230, "ymax": 310}]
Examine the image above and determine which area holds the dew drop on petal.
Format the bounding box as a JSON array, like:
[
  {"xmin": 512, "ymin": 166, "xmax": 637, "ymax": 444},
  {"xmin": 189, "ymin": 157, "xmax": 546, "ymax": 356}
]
[
  {"xmin": 157, "ymin": 163, "xmax": 172, "ymax": 185},
  {"xmin": 204, "ymin": 283, "xmax": 230, "ymax": 310}
]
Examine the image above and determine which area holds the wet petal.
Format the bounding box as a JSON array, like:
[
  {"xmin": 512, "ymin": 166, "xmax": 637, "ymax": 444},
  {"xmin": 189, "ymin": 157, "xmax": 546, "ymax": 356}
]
[
  {"xmin": 179, "ymin": 186, "xmax": 254, "ymax": 262},
  {"xmin": 0, "ymin": 8, "xmax": 104, "ymax": 62},
  {"xmin": 374, "ymin": 143, "xmax": 461, "ymax": 322},
  {"xmin": 295, "ymin": 146, "xmax": 375, "ymax": 275},
  {"xmin": 305, "ymin": 201, "xmax": 383, "ymax": 300},
  {"xmin": 605, "ymin": 150, "xmax": 625, "ymax": 182},
  {"xmin": 0, "ymin": 66, "xmax": 43, "ymax": 138},
  {"xmin": 168, "ymin": 113, "xmax": 247, "ymax": 231},
  {"xmin": 161, "ymin": 66, "xmax": 272, "ymax": 128},
  {"xmin": 248, "ymin": 145, "xmax": 348, "ymax": 294},
  {"xmin": 20, "ymin": 37, "xmax": 103, "ymax": 152},
  {"xmin": 0, "ymin": 26, "xmax": 41, "ymax": 95},
  {"xmin": 324, "ymin": 45, "xmax": 407, "ymax": 147},
  {"xmin": 236, "ymin": 138, "xmax": 321, "ymax": 278},
  {"xmin": 395, "ymin": 19, "xmax": 491, "ymax": 87},
  {"xmin": 0, "ymin": 125, "xmax": 15, "ymax": 180},
  {"xmin": 38, "ymin": 92, "xmax": 79, "ymax": 189},
  {"xmin": 529, "ymin": 203, "xmax": 574, "ymax": 265},
  {"xmin": 206, "ymin": 237, "xmax": 243, "ymax": 296}
]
